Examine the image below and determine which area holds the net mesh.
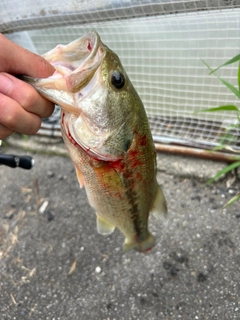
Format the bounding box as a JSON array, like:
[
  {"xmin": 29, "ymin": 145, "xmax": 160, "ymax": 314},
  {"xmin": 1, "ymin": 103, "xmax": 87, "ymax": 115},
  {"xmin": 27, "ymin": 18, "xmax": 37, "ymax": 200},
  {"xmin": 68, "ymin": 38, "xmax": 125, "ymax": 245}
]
[{"xmin": 1, "ymin": 0, "xmax": 240, "ymax": 151}]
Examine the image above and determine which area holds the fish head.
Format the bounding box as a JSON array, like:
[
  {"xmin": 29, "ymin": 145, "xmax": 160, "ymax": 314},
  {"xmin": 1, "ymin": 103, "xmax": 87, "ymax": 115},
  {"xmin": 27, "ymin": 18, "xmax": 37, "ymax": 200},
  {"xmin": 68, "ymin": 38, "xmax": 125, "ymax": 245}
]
[{"xmin": 23, "ymin": 31, "xmax": 140, "ymax": 161}]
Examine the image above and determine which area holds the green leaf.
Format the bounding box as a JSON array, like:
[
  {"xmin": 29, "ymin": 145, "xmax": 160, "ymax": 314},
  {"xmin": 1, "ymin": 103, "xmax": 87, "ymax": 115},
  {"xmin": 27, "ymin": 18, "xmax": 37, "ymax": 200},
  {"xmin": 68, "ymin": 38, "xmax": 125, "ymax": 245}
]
[
  {"xmin": 238, "ymin": 60, "xmax": 240, "ymax": 92},
  {"xmin": 219, "ymin": 78, "xmax": 240, "ymax": 99},
  {"xmin": 197, "ymin": 105, "xmax": 239, "ymax": 113},
  {"xmin": 212, "ymin": 145, "xmax": 228, "ymax": 151},
  {"xmin": 201, "ymin": 59, "xmax": 213, "ymax": 72},
  {"xmin": 223, "ymin": 194, "xmax": 240, "ymax": 207},
  {"xmin": 202, "ymin": 59, "xmax": 240, "ymax": 99},
  {"xmin": 206, "ymin": 53, "xmax": 240, "ymax": 74},
  {"xmin": 206, "ymin": 161, "xmax": 240, "ymax": 185}
]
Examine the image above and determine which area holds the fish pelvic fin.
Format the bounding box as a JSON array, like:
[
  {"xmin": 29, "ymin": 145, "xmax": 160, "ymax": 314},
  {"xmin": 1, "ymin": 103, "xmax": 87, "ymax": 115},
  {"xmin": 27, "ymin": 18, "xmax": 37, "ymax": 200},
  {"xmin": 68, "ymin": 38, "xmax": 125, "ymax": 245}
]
[
  {"xmin": 150, "ymin": 184, "xmax": 168, "ymax": 222},
  {"xmin": 75, "ymin": 166, "xmax": 84, "ymax": 188},
  {"xmin": 123, "ymin": 233, "xmax": 155, "ymax": 253},
  {"xmin": 96, "ymin": 214, "xmax": 115, "ymax": 235}
]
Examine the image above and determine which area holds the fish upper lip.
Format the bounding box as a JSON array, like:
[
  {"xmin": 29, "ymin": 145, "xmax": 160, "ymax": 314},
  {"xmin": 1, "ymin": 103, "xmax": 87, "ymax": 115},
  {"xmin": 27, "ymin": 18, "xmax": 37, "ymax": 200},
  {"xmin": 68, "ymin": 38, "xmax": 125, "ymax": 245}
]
[
  {"xmin": 50, "ymin": 31, "xmax": 106, "ymax": 93},
  {"xmin": 52, "ymin": 30, "xmax": 104, "ymax": 74},
  {"xmin": 84, "ymin": 31, "xmax": 101, "ymax": 65}
]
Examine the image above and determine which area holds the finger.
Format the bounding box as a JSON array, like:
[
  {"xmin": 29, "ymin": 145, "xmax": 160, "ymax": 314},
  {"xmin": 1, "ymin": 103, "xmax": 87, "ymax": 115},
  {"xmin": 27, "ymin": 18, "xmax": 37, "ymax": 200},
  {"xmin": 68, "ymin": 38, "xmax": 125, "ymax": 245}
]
[
  {"xmin": 0, "ymin": 73, "xmax": 54, "ymax": 118},
  {"xmin": 0, "ymin": 123, "xmax": 14, "ymax": 140},
  {"xmin": 0, "ymin": 93, "xmax": 42, "ymax": 136},
  {"xmin": 0, "ymin": 34, "xmax": 55, "ymax": 78}
]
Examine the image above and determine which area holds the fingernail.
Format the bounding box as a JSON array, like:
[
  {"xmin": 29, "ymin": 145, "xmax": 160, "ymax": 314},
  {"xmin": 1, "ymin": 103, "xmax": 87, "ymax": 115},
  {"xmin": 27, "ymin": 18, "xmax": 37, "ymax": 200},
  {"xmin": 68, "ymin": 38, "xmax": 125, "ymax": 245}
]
[{"xmin": 0, "ymin": 74, "xmax": 13, "ymax": 95}]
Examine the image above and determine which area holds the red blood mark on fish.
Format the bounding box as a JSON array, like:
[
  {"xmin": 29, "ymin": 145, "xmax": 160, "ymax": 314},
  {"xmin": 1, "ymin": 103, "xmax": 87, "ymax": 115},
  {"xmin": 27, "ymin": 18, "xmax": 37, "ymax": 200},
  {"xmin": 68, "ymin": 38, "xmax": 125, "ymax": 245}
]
[
  {"xmin": 133, "ymin": 234, "xmax": 154, "ymax": 253},
  {"xmin": 87, "ymin": 42, "xmax": 92, "ymax": 51},
  {"xmin": 129, "ymin": 150, "xmax": 138, "ymax": 158},
  {"xmin": 67, "ymin": 130, "xmax": 93, "ymax": 156},
  {"xmin": 131, "ymin": 159, "xmax": 142, "ymax": 169},
  {"xmin": 135, "ymin": 172, "xmax": 142, "ymax": 182},
  {"xmin": 67, "ymin": 127, "xmax": 82, "ymax": 149},
  {"xmin": 142, "ymin": 247, "xmax": 153, "ymax": 253},
  {"xmin": 128, "ymin": 149, "xmax": 144, "ymax": 169},
  {"xmin": 139, "ymin": 135, "xmax": 147, "ymax": 146},
  {"xmin": 61, "ymin": 112, "xmax": 65, "ymax": 125},
  {"xmin": 110, "ymin": 159, "xmax": 125, "ymax": 172},
  {"xmin": 66, "ymin": 126, "xmax": 107, "ymax": 163}
]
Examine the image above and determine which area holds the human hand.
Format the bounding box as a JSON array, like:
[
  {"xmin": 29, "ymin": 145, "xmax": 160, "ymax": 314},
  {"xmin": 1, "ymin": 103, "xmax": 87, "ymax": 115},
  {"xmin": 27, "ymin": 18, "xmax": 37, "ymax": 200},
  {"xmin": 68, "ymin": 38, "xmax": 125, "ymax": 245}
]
[{"xmin": 0, "ymin": 34, "xmax": 55, "ymax": 139}]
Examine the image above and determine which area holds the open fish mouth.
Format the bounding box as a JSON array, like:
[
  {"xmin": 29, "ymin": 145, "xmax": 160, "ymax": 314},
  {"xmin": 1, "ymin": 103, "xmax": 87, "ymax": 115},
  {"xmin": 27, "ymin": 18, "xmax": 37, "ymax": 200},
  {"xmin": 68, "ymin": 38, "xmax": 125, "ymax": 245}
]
[
  {"xmin": 40, "ymin": 30, "xmax": 105, "ymax": 93},
  {"xmin": 21, "ymin": 31, "xmax": 105, "ymax": 94},
  {"xmin": 21, "ymin": 31, "xmax": 106, "ymax": 113},
  {"xmin": 42, "ymin": 30, "xmax": 101, "ymax": 69}
]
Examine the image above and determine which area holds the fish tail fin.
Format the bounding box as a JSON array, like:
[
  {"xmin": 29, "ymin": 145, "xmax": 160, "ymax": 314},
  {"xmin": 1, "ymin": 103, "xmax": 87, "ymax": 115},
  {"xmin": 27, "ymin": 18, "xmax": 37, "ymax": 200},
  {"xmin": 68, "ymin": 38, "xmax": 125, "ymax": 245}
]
[
  {"xmin": 150, "ymin": 184, "xmax": 168, "ymax": 222},
  {"xmin": 123, "ymin": 233, "xmax": 155, "ymax": 253}
]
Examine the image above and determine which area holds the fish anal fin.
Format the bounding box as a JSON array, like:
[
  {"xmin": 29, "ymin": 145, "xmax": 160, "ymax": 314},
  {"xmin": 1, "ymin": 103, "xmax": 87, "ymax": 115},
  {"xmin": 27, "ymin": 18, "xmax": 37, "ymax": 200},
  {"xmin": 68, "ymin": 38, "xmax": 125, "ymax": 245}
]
[
  {"xmin": 75, "ymin": 166, "xmax": 84, "ymax": 188},
  {"xmin": 123, "ymin": 233, "xmax": 155, "ymax": 253},
  {"xmin": 150, "ymin": 185, "xmax": 168, "ymax": 221},
  {"xmin": 97, "ymin": 214, "xmax": 115, "ymax": 235}
]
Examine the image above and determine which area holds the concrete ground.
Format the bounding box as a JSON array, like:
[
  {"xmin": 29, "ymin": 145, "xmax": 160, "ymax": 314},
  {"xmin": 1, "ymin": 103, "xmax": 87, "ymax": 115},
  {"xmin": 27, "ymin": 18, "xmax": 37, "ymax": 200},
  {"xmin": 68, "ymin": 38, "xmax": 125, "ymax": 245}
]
[{"xmin": 0, "ymin": 135, "xmax": 240, "ymax": 320}]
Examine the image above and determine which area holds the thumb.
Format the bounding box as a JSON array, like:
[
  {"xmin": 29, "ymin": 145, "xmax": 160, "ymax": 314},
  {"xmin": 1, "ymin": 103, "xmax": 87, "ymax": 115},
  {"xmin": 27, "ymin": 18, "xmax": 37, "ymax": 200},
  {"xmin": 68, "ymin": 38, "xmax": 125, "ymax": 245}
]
[{"xmin": 0, "ymin": 34, "xmax": 55, "ymax": 78}]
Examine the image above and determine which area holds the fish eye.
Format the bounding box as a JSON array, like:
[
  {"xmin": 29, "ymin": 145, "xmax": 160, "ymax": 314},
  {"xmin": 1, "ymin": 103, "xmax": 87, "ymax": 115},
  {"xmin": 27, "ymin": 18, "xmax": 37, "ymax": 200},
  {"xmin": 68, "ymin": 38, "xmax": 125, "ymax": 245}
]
[{"xmin": 111, "ymin": 71, "xmax": 125, "ymax": 89}]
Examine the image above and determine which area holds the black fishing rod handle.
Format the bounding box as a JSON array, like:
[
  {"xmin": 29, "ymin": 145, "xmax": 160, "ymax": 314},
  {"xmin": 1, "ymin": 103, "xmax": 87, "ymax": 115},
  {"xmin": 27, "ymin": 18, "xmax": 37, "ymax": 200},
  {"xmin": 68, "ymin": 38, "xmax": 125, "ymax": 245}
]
[{"xmin": 0, "ymin": 154, "xmax": 34, "ymax": 169}]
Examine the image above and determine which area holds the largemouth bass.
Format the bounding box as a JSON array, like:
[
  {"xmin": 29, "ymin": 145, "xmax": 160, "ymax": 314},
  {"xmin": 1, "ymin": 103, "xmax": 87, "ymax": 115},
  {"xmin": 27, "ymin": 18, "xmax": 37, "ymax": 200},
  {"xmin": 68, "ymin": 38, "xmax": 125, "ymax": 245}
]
[{"xmin": 23, "ymin": 31, "xmax": 167, "ymax": 252}]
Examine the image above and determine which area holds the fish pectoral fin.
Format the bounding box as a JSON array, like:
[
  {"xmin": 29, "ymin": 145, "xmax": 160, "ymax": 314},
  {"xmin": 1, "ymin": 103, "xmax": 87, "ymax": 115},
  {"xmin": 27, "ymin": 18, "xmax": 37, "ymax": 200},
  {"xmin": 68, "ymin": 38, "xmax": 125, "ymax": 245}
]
[
  {"xmin": 75, "ymin": 166, "xmax": 84, "ymax": 188},
  {"xmin": 96, "ymin": 214, "xmax": 115, "ymax": 235},
  {"xmin": 150, "ymin": 185, "xmax": 168, "ymax": 221},
  {"xmin": 123, "ymin": 233, "xmax": 155, "ymax": 253}
]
